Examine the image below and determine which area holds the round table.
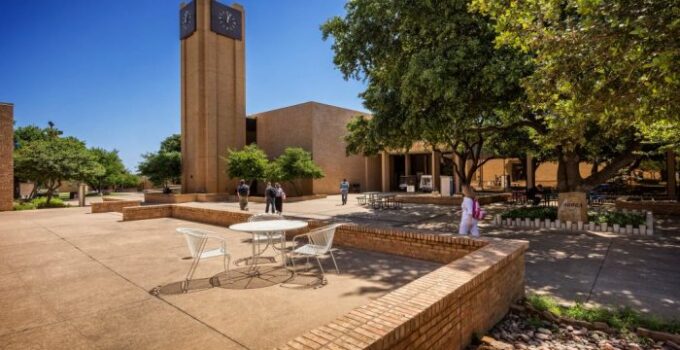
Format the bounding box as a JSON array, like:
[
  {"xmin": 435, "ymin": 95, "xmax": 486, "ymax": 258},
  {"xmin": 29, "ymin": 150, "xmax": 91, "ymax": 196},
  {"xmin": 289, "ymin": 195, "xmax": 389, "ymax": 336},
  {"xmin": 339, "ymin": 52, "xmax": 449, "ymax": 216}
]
[{"xmin": 229, "ymin": 220, "xmax": 308, "ymax": 269}]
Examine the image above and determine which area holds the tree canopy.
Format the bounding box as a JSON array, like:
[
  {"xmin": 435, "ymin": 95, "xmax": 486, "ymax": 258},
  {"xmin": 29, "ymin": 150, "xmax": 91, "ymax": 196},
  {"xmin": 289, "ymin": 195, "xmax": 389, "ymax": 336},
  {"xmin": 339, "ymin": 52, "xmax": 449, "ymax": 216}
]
[
  {"xmin": 269, "ymin": 147, "xmax": 324, "ymax": 196},
  {"xmin": 137, "ymin": 134, "xmax": 182, "ymax": 192},
  {"xmin": 224, "ymin": 144, "xmax": 270, "ymax": 186},
  {"xmin": 86, "ymin": 148, "xmax": 139, "ymax": 193},
  {"xmin": 471, "ymin": 0, "xmax": 680, "ymax": 191},
  {"xmin": 322, "ymin": 0, "xmax": 534, "ymax": 185},
  {"xmin": 14, "ymin": 136, "xmax": 104, "ymax": 203}
]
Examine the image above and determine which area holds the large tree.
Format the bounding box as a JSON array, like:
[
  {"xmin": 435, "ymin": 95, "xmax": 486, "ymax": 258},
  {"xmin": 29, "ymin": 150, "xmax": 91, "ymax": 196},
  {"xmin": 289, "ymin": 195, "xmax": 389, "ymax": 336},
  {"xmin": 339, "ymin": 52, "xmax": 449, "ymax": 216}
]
[
  {"xmin": 269, "ymin": 148, "xmax": 324, "ymax": 196},
  {"xmin": 471, "ymin": 0, "xmax": 680, "ymax": 191},
  {"xmin": 14, "ymin": 137, "xmax": 104, "ymax": 203},
  {"xmin": 86, "ymin": 148, "xmax": 127, "ymax": 193},
  {"xmin": 322, "ymin": 0, "xmax": 534, "ymax": 185},
  {"xmin": 224, "ymin": 144, "xmax": 269, "ymax": 188},
  {"xmin": 137, "ymin": 134, "xmax": 182, "ymax": 193}
]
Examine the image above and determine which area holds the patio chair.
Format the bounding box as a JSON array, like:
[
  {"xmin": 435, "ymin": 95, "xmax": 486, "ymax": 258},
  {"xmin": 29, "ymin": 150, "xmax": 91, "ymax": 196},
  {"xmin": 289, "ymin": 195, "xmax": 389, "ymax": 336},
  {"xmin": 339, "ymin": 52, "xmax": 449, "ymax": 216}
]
[
  {"xmin": 176, "ymin": 227, "xmax": 230, "ymax": 293},
  {"xmin": 248, "ymin": 213, "xmax": 285, "ymax": 251},
  {"xmin": 287, "ymin": 224, "xmax": 342, "ymax": 283}
]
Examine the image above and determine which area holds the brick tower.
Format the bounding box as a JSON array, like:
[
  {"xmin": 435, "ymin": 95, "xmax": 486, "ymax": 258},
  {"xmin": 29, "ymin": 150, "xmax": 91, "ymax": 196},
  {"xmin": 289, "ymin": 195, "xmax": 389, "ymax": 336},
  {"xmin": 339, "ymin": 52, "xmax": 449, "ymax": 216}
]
[
  {"xmin": 0, "ymin": 103, "xmax": 13, "ymax": 211},
  {"xmin": 179, "ymin": 0, "xmax": 246, "ymax": 194}
]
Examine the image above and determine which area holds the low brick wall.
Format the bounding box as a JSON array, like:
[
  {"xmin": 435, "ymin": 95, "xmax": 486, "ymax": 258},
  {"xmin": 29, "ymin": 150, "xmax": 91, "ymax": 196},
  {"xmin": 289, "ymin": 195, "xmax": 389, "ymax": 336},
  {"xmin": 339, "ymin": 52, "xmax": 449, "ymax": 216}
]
[
  {"xmin": 334, "ymin": 225, "xmax": 484, "ymax": 264},
  {"xmin": 144, "ymin": 193, "xmax": 199, "ymax": 204},
  {"xmin": 278, "ymin": 239, "xmax": 526, "ymax": 350},
  {"xmin": 122, "ymin": 204, "xmax": 173, "ymax": 220},
  {"xmin": 615, "ymin": 198, "xmax": 680, "ymax": 216},
  {"xmin": 395, "ymin": 193, "xmax": 509, "ymax": 206},
  {"xmin": 249, "ymin": 194, "xmax": 327, "ymax": 203},
  {"xmin": 120, "ymin": 203, "xmax": 527, "ymax": 349},
  {"xmin": 171, "ymin": 205, "xmax": 251, "ymax": 227},
  {"xmin": 144, "ymin": 192, "xmax": 234, "ymax": 204},
  {"xmin": 91, "ymin": 200, "xmax": 142, "ymax": 213}
]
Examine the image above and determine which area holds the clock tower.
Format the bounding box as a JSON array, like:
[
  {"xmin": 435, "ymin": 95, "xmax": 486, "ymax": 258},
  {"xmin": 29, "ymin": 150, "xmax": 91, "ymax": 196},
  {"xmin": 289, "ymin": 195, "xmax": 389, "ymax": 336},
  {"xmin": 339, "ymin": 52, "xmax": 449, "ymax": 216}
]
[{"xmin": 180, "ymin": 0, "xmax": 245, "ymax": 194}]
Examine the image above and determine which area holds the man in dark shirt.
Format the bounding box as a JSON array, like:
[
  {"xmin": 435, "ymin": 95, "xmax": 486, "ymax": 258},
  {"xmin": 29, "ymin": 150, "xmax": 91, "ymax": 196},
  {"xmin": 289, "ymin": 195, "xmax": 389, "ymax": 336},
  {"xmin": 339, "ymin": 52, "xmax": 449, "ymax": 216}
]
[{"xmin": 237, "ymin": 179, "xmax": 250, "ymax": 211}]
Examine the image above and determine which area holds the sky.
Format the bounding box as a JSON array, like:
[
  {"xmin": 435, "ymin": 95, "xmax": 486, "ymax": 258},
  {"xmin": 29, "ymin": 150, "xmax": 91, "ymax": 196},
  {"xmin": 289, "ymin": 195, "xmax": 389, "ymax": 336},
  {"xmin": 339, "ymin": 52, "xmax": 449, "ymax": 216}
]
[{"xmin": 0, "ymin": 0, "xmax": 367, "ymax": 170}]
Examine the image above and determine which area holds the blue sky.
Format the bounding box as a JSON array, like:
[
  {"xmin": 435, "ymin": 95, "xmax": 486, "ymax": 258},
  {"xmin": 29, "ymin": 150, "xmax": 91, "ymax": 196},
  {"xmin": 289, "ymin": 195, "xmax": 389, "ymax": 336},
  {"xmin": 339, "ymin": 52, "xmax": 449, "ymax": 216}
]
[{"xmin": 0, "ymin": 0, "xmax": 367, "ymax": 170}]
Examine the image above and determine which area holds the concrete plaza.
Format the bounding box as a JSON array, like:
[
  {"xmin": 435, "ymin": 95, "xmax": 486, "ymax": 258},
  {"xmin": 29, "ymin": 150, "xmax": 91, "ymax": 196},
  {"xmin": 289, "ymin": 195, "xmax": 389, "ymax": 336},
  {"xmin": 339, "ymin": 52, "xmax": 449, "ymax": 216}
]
[
  {"xmin": 184, "ymin": 193, "xmax": 680, "ymax": 319},
  {"xmin": 0, "ymin": 206, "xmax": 440, "ymax": 349},
  {"xmin": 1, "ymin": 193, "xmax": 678, "ymax": 349}
]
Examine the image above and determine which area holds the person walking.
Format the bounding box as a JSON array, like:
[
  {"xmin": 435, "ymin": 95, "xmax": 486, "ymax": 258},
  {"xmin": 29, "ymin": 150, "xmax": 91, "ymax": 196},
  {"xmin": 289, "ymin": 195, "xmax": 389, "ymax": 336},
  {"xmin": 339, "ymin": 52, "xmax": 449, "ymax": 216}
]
[
  {"xmin": 458, "ymin": 185, "xmax": 484, "ymax": 237},
  {"xmin": 264, "ymin": 182, "xmax": 277, "ymax": 213},
  {"xmin": 237, "ymin": 179, "xmax": 250, "ymax": 211},
  {"xmin": 340, "ymin": 178, "xmax": 350, "ymax": 205},
  {"xmin": 274, "ymin": 183, "xmax": 286, "ymax": 214}
]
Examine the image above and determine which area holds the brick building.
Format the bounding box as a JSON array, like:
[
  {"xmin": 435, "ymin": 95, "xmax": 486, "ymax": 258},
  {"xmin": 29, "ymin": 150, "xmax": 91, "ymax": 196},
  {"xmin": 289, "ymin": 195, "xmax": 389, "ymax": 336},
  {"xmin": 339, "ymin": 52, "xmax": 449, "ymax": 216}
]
[{"xmin": 0, "ymin": 103, "xmax": 13, "ymax": 211}]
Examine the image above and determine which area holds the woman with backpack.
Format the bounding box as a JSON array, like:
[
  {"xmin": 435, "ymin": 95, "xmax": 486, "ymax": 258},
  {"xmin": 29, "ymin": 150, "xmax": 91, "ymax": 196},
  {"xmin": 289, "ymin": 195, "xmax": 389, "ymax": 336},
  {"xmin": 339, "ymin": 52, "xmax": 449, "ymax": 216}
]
[{"xmin": 459, "ymin": 185, "xmax": 484, "ymax": 237}]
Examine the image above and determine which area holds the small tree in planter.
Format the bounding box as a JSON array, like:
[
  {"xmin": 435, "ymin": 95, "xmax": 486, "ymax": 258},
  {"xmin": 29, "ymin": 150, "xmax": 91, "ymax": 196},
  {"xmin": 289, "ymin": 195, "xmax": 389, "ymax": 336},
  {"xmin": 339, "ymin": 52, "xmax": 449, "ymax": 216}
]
[
  {"xmin": 138, "ymin": 151, "xmax": 181, "ymax": 193},
  {"xmin": 270, "ymin": 147, "xmax": 324, "ymax": 196},
  {"xmin": 224, "ymin": 144, "xmax": 269, "ymax": 189}
]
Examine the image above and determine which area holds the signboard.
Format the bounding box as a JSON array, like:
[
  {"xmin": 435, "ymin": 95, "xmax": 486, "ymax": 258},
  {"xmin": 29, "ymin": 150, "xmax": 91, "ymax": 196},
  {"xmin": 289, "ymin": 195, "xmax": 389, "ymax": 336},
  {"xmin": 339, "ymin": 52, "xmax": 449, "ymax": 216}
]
[{"xmin": 558, "ymin": 192, "xmax": 588, "ymax": 223}]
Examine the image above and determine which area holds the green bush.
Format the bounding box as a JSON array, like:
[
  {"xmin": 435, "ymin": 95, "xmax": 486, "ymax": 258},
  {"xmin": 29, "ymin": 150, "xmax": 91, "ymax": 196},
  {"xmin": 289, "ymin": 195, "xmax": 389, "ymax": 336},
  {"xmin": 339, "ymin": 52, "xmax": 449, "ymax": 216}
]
[
  {"xmin": 13, "ymin": 197, "xmax": 68, "ymax": 211},
  {"xmin": 526, "ymin": 294, "xmax": 680, "ymax": 334},
  {"xmin": 501, "ymin": 206, "xmax": 645, "ymax": 226},
  {"xmin": 501, "ymin": 206, "xmax": 557, "ymax": 220},
  {"xmin": 588, "ymin": 211, "xmax": 645, "ymax": 226}
]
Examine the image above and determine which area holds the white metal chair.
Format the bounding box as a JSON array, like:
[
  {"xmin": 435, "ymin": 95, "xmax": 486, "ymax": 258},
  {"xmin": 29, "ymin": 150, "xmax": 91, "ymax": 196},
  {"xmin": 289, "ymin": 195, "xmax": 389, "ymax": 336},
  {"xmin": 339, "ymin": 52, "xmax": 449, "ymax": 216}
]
[
  {"xmin": 177, "ymin": 227, "xmax": 230, "ymax": 293},
  {"xmin": 288, "ymin": 224, "xmax": 342, "ymax": 282}
]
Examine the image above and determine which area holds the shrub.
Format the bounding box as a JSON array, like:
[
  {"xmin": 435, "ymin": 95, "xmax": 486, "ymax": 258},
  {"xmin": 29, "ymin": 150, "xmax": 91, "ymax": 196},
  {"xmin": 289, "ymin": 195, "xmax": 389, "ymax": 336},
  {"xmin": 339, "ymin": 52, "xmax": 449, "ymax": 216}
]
[
  {"xmin": 526, "ymin": 294, "xmax": 680, "ymax": 333},
  {"xmin": 13, "ymin": 197, "xmax": 68, "ymax": 211},
  {"xmin": 501, "ymin": 206, "xmax": 645, "ymax": 226},
  {"xmin": 501, "ymin": 206, "xmax": 557, "ymax": 220}
]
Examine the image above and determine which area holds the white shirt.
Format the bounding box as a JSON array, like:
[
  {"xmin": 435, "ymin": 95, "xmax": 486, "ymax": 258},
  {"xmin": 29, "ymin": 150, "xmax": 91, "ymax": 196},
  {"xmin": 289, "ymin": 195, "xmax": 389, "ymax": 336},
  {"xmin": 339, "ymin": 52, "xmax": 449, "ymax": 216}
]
[{"xmin": 461, "ymin": 197, "xmax": 475, "ymax": 217}]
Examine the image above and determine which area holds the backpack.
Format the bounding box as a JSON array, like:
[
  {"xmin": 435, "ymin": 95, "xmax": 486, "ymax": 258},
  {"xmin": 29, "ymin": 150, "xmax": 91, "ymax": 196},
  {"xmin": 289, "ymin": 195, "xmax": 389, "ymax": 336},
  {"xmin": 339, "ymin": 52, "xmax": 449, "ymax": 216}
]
[
  {"xmin": 237, "ymin": 184, "xmax": 249, "ymax": 196},
  {"xmin": 472, "ymin": 199, "xmax": 486, "ymax": 220}
]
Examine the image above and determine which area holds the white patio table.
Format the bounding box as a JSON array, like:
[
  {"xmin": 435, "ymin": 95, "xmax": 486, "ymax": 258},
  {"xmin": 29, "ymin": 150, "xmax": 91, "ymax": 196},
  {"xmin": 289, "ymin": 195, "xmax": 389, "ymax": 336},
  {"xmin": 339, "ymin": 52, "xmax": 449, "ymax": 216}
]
[{"xmin": 229, "ymin": 220, "xmax": 308, "ymax": 270}]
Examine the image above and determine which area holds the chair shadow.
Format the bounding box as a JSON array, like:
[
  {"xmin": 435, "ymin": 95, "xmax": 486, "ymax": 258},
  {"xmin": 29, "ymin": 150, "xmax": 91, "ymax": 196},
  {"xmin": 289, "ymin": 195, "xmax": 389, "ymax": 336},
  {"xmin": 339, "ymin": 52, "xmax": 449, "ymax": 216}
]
[{"xmin": 150, "ymin": 265, "xmax": 325, "ymax": 295}]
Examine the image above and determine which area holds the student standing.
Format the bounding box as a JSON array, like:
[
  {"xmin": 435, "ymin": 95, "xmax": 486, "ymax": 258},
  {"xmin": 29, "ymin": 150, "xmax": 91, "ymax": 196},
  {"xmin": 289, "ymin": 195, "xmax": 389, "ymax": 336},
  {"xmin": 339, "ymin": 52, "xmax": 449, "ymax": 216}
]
[
  {"xmin": 340, "ymin": 178, "xmax": 350, "ymax": 205},
  {"xmin": 237, "ymin": 180, "xmax": 250, "ymax": 211},
  {"xmin": 274, "ymin": 183, "xmax": 286, "ymax": 214},
  {"xmin": 458, "ymin": 185, "xmax": 482, "ymax": 237},
  {"xmin": 264, "ymin": 182, "xmax": 276, "ymax": 213}
]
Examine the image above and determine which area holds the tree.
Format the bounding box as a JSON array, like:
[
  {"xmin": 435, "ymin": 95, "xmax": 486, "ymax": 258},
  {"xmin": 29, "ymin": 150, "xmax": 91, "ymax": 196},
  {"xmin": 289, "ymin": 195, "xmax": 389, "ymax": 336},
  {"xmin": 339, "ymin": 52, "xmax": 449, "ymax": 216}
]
[
  {"xmin": 322, "ymin": 0, "xmax": 534, "ymax": 186},
  {"xmin": 137, "ymin": 152, "xmax": 181, "ymax": 192},
  {"xmin": 14, "ymin": 137, "xmax": 104, "ymax": 203},
  {"xmin": 471, "ymin": 0, "xmax": 680, "ymax": 191},
  {"xmin": 223, "ymin": 144, "xmax": 269, "ymax": 187},
  {"xmin": 137, "ymin": 134, "xmax": 182, "ymax": 192},
  {"xmin": 270, "ymin": 147, "xmax": 324, "ymax": 196},
  {"xmin": 86, "ymin": 148, "xmax": 127, "ymax": 193}
]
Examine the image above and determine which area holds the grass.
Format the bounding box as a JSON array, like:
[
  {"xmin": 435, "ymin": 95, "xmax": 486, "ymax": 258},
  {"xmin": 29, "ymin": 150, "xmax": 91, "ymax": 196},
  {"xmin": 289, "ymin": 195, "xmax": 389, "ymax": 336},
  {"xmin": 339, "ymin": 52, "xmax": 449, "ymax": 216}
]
[
  {"xmin": 526, "ymin": 294, "xmax": 680, "ymax": 334},
  {"xmin": 501, "ymin": 206, "xmax": 645, "ymax": 226}
]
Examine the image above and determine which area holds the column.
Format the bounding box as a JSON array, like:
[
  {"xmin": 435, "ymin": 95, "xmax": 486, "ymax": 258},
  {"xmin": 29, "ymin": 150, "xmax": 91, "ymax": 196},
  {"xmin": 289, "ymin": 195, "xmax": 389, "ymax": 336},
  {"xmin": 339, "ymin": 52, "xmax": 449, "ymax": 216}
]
[
  {"xmin": 381, "ymin": 151, "xmax": 390, "ymax": 192},
  {"xmin": 453, "ymin": 154, "xmax": 462, "ymax": 193},
  {"xmin": 431, "ymin": 151, "xmax": 441, "ymax": 192},
  {"xmin": 526, "ymin": 154, "xmax": 535, "ymax": 189},
  {"xmin": 404, "ymin": 154, "xmax": 411, "ymax": 176},
  {"xmin": 667, "ymin": 150, "xmax": 677, "ymax": 199}
]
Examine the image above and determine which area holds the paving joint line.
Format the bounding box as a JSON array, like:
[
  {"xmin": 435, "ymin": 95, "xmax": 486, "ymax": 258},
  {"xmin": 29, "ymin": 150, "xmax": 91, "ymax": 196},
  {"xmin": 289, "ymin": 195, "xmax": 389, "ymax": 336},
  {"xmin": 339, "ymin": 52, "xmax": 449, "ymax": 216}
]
[
  {"xmin": 35, "ymin": 220, "xmax": 251, "ymax": 350},
  {"xmin": 585, "ymin": 239, "xmax": 613, "ymax": 303}
]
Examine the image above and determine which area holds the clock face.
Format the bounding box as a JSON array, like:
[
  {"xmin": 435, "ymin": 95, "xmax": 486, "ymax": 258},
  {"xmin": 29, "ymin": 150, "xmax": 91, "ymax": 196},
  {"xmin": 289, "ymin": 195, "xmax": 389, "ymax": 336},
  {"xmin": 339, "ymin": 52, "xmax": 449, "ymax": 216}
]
[
  {"xmin": 179, "ymin": 1, "xmax": 196, "ymax": 40},
  {"xmin": 210, "ymin": 1, "xmax": 242, "ymax": 40}
]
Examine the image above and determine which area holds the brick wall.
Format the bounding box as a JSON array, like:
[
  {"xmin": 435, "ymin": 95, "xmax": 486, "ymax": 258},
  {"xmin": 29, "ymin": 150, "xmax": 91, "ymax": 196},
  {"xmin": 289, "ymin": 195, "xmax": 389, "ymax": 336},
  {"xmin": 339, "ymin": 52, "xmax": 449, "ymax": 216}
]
[
  {"xmin": 122, "ymin": 204, "xmax": 173, "ymax": 220},
  {"xmin": 91, "ymin": 200, "xmax": 142, "ymax": 213},
  {"xmin": 118, "ymin": 203, "xmax": 527, "ymax": 350},
  {"xmin": 278, "ymin": 239, "xmax": 527, "ymax": 350},
  {"xmin": 334, "ymin": 224, "xmax": 484, "ymax": 264},
  {"xmin": 615, "ymin": 198, "xmax": 680, "ymax": 216},
  {"xmin": 395, "ymin": 193, "xmax": 509, "ymax": 206},
  {"xmin": 0, "ymin": 103, "xmax": 13, "ymax": 212}
]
